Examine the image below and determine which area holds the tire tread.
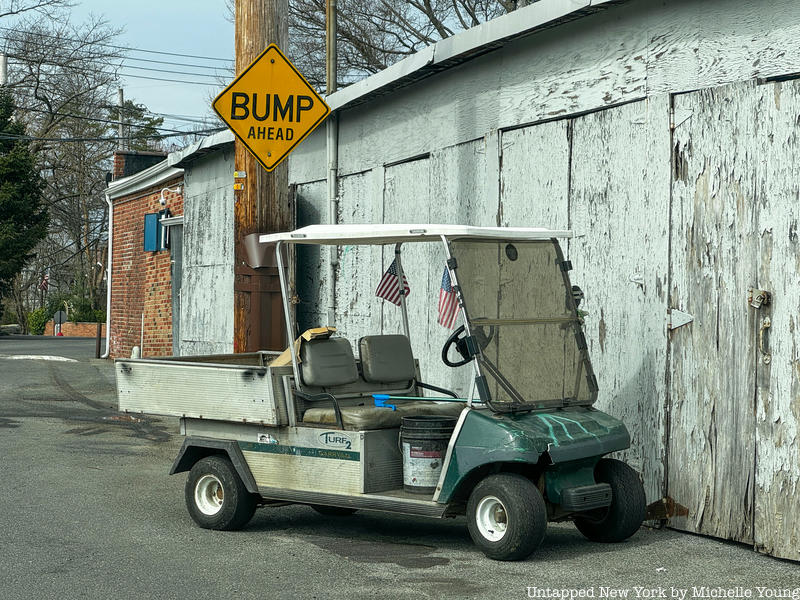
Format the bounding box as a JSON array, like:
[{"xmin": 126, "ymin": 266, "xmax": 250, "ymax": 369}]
[
  {"xmin": 574, "ymin": 458, "xmax": 645, "ymax": 543},
  {"xmin": 466, "ymin": 473, "xmax": 547, "ymax": 561},
  {"xmin": 185, "ymin": 455, "xmax": 257, "ymax": 531}
]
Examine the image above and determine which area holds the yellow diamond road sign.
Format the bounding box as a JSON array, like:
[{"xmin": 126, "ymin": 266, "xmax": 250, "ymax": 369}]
[{"xmin": 213, "ymin": 44, "xmax": 330, "ymax": 172}]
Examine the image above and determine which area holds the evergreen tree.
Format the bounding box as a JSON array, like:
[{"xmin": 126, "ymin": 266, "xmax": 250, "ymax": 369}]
[{"xmin": 0, "ymin": 89, "xmax": 48, "ymax": 300}]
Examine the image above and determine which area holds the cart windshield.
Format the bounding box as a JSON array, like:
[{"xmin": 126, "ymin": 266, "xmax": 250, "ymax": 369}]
[{"xmin": 449, "ymin": 239, "xmax": 596, "ymax": 410}]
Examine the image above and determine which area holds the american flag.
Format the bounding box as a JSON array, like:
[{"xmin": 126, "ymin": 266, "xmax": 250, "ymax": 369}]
[
  {"xmin": 437, "ymin": 267, "xmax": 461, "ymax": 329},
  {"xmin": 375, "ymin": 259, "xmax": 410, "ymax": 306},
  {"xmin": 38, "ymin": 273, "xmax": 49, "ymax": 292}
]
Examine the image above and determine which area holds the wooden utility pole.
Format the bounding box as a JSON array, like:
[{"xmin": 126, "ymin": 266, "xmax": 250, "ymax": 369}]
[{"xmin": 233, "ymin": 0, "xmax": 291, "ymax": 352}]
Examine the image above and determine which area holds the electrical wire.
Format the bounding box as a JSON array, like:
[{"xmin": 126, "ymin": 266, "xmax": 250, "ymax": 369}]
[
  {"xmin": 0, "ymin": 126, "xmax": 224, "ymax": 142},
  {"xmin": 120, "ymin": 64, "xmax": 224, "ymax": 79},
  {"xmin": 15, "ymin": 104, "xmax": 211, "ymax": 136},
  {"xmin": 0, "ymin": 25, "xmax": 232, "ymax": 62},
  {"xmin": 7, "ymin": 90, "xmax": 219, "ymax": 127},
  {"xmin": 118, "ymin": 73, "xmax": 222, "ymax": 86},
  {"xmin": 121, "ymin": 55, "xmax": 234, "ymax": 73},
  {"xmin": 6, "ymin": 54, "xmax": 224, "ymax": 86}
]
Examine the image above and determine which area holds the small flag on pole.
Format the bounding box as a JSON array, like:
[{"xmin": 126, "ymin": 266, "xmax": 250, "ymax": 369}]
[
  {"xmin": 375, "ymin": 259, "xmax": 409, "ymax": 306},
  {"xmin": 437, "ymin": 267, "xmax": 460, "ymax": 329},
  {"xmin": 38, "ymin": 273, "xmax": 49, "ymax": 292}
]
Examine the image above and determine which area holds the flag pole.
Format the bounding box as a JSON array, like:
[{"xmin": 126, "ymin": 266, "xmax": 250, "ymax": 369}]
[{"xmin": 394, "ymin": 244, "xmax": 411, "ymax": 340}]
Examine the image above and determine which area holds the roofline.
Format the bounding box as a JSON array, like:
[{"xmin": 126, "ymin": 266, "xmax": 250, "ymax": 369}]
[
  {"xmin": 106, "ymin": 159, "xmax": 182, "ymax": 200},
  {"xmin": 259, "ymin": 224, "xmax": 573, "ymax": 246},
  {"xmin": 326, "ymin": 0, "xmax": 627, "ymax": 112},
  {"xmin": 106, "ymin": 129, "xmax": 234, "ymax": 199},
  {"xmin": 169, "ymin": 129, "xmax": 234, "ymax": 169}
]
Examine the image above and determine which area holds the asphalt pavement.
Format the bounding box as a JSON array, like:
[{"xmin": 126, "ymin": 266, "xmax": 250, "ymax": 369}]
[{"xmin": 0, "ymin": 336, "xmax": 797, "ymax": 600}]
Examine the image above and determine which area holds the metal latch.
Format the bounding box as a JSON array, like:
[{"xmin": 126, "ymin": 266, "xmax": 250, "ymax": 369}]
[
  {"xmin": 759, "ymin": 317, "xmax": 771, "ymax": 365},
  {"xmin": 668, "ymin": 309, "xmax": 693, "ymax": 330},
  {"xmin": 748, "ymin": 288, "xmax": 771, "ymax": 309}
]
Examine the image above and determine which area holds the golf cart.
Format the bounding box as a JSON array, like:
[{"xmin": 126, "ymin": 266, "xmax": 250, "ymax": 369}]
[{"xmin": 116, "ymin": 224, "xmax": 645, "ymax": 561}]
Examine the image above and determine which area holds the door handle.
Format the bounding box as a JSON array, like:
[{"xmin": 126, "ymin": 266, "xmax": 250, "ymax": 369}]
[{"xmin": 759, "ymin": 317, "xmax": 771, "ymax": 364}]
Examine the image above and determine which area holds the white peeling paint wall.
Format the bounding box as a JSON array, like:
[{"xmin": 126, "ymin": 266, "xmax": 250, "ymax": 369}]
[
  {"xmin": 180, "ymin": 150, "xmax": 236, "ymax": 356},
  {"xmin": 286, "ymin": 0, "xmax": 800, "ymax": 560}
]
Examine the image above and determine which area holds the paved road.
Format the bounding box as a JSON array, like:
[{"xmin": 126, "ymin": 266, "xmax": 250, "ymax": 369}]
[{"xmin": 0, "ymin": 336, "xmax": 797, "ymax": 599}]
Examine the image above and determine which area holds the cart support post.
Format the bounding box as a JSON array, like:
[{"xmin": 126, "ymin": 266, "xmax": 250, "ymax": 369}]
[
  {"xmin": 394, "ymin": 244, "xmax": 411, "ymax": 341},
  {"xmin": 275, "ymin": 241, "xmax": 303, "ymax": 390}
]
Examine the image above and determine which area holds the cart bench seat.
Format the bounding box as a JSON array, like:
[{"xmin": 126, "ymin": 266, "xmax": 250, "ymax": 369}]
[
  {"xmin": 302, "ymin": 400, "xmax": 464, "ymax": 430},
  {"xmin": 296, "ymin": 334, "xmax": 464, "ymax": 430}
]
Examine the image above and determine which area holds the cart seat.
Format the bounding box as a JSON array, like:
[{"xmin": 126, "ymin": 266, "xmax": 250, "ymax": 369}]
[
  {"xmin": 302, "ymin": 401, "xmax": 463, "ymax": 430},
  {"xmin": 300, "ymin": 334, "xmax": 465, "ymax": 430},
  {"xmin": 299, "ymin": 337, "xmax": 359, "ymax": 387},
  {"xmin": 359, "ymin": 334, "xmax": 415, "ymax": 385}
]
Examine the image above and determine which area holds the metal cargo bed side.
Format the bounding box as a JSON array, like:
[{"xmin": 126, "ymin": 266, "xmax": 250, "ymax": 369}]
[{"xmin": 115, "ymin": 353, "xmax": 292, "ymax": 426}]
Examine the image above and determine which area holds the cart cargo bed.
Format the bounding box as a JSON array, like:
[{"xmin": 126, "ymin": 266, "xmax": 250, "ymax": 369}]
[{"xmin": 116, "ymin": 352, "xmax": 292, "ymax": 426}]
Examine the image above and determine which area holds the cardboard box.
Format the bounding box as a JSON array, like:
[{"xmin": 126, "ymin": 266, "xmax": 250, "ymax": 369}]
[{"xmin": 270, "ymin": 326, "xmax": 337, "ymax": 366}]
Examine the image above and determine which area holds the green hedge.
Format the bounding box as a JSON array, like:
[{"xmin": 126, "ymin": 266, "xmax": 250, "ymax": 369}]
[{"xmin": 26, "ymin": 307, "xmax": 48, "ymax": 335}]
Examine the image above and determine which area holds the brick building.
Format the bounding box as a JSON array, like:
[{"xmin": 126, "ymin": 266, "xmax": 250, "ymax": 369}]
[
  {"xmin": 104, "ymin": 132, "xmax": 235, "ymax": 359},
  {"xmin": 106, "ymin": 152, "xmax": 183, "ymax": 358}
]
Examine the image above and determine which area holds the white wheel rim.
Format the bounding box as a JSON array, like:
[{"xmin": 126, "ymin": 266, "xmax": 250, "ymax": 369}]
[
  {"xmin": 194, "ymin": 474, "xmax": 224, "ymax": 516},
  {"xmin": 475, "ymin": 495, "xmax": 508, "ymax": 542}
]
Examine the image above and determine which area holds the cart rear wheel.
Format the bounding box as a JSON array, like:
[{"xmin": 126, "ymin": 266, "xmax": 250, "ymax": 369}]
[
  {"xmin": 573, "ymin": 458, "xmax": 645, "ymax": 543},
  {"xmin": 185, "ymin": 456, "xmax": 257, "ymax": 530},
  {"xmin": 466, "ymin": 473, "xmax": 546, "ymax": 561},
  {"xmin": 311, "ymin": 505, "xmax": 358, "ymax": 516}
]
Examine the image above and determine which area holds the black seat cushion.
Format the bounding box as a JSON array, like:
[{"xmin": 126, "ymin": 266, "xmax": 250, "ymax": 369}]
[
  {"xmin": 359, "ymin": 334, "xmax": 415, "ymax": 384},
  {"xmin": 300, "ymin": 338, "xmax": 359, "ymax": 387}
]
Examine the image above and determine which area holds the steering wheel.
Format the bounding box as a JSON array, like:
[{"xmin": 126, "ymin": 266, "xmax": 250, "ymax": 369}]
[{"xmin": 442, "ymin": 325, "xmax": 471, "ymax": 367}]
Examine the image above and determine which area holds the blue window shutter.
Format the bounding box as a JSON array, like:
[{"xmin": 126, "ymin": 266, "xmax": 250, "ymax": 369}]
[{"xmin": 144, "ymin": 213, "xmax": 159, "ymax": 251}]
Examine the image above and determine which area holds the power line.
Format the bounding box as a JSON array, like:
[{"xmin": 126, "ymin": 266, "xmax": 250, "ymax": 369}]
[
  {"xmin": 6, "ymin": 54, "xmax": 225, "ymax": 86},
  {"xmin": 144, "ymin": 111, "xmax": 217, "ymax": 124},
  {"xmin": 0, "ymin": 126, "xmax": 224, "ymax": 143},
  {"xmin": 120, "ymin": 64, "xmax": 224, "ymax": 79},
  {"xmin": 8, "ymin": 90, "xmax": 218, "ymax": 127},
  {"xmin": 0, "ymin": 25, "xmax": 232, "ymax": 62},
  {"xmin": 4, "ymin": 50, "xmax": 233, "ymax": 78},
  {"xmin": 15, "ymin": 105, "xmax": 211, "ymax": 136},
  {"xmin": 119, "ymin": 72, "xmax": 222, "ymax": 86},
  {"xmin": 7, "ymin": 52, "xmax": 230, "ymax": 79},
  {"xmin": 121, "ymin": 55, "xmax": 234, "ymax": 73}
]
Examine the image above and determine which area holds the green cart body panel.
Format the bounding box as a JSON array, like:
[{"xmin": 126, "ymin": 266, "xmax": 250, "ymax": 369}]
[{"xmin": 438, "ymin": 407, "xmax": 630, "ymax": 503}]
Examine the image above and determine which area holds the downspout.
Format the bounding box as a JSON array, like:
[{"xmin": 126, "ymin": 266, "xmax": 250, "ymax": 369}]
[
  {"xmin": 101, "ymin": 191, "xmax": 113, "ymax": 358},
  {"xmin": 326, "ymin": 0, "xmax": 338, "ymax": 325}
]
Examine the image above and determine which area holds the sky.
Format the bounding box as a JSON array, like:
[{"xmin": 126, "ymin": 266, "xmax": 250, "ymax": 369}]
[{"xmin": 70, "ymin": 0, "xmax": 235, "ymax": 131}]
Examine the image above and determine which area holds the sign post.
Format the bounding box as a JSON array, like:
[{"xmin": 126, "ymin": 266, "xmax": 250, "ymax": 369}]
[
  {"xmin": 53, "ymin": 310, "xmax": 67, "ymax": 336},
  {"xmin": 214, "ymin": 37, "xmax": 329, "ymax": 353}
]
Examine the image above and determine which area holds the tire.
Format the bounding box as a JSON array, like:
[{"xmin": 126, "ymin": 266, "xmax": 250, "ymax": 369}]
[
  {"xmin": 573, "ymin": 458, "xmax": 646, "ymax": 543},
  {"xmin": 466, "ymin": 473, "xmax": 547, "ymax": 561},
  {"xmin": 311, "ymin": 505, "xmax": 358, "ymax": 516},
  {"xmin": 185, "ymin": 455, "xmax": 257, "ymax": 530}
]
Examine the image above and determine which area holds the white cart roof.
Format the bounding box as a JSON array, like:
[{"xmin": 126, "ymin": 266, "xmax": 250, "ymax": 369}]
[{"xmin": 259, "ymin": 224, "xmax": 572, "ymax": 245}]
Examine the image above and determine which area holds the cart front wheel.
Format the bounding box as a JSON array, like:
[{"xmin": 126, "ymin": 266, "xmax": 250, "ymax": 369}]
[
  {"xmin": 185, "ymin": 456, "xmax": 257, "ymax": 530},
  {"xmin": 466, "ymin": 473, "xmax": 546, "ymax": 561},
  {"xmin": 573, "ymin": 458, "xmax": 645, "ymax": 543}
]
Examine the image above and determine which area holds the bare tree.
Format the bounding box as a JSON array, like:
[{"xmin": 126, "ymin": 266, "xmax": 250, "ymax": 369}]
[
  {"xmin": 288, "ymin": 0, "xmax": 521, "ymax": 89},
  {"xmin": 1, "ymin": 14, "xmax": 169, "ymax": 325},
  {"xmin": 225, "ymin": 0, "xmax": 528, "ymax": 90},
  {"xmin": 2, "ymin": 16, "xmax": 123, "ymax": 147},
  {"xmin": 1, "ymin": 16, "xmax": 123, "ymax": 318},
  {"xmin": 0, "ymin": 0, "xmax": 73, "ymax": 20}
]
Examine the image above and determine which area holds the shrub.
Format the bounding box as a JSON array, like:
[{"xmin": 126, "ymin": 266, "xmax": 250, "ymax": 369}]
[{"xmin": 27, "ymin": 307, "xmax": 48, "ymax": 335}]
